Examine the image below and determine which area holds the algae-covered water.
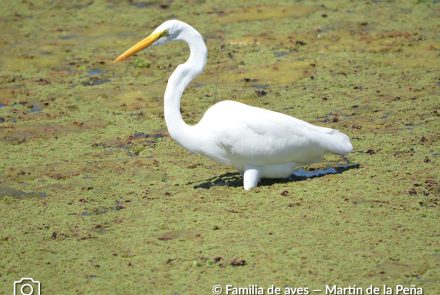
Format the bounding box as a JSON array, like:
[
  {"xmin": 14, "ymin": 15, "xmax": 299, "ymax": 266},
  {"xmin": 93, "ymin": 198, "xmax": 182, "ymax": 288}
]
[{"xmin": 1, "ymin": 0, "xmax": 439, "ymax": 294}]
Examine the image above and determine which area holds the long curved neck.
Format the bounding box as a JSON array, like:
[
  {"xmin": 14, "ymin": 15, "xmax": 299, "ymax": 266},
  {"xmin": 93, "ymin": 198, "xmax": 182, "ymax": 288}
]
[{"xmin": 164, "ymin": 25, "xmax": 207, "ymax": 152}]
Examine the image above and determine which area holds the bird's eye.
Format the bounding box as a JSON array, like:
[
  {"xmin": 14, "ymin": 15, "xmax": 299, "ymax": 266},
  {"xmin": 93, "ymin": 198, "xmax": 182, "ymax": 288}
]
[{"xmin": 162, "ymin": 30, "xmax": 169, "ymax": 37}]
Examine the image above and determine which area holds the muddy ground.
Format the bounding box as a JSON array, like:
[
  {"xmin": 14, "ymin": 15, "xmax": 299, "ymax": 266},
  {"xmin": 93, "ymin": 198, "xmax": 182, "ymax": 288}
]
[{"xmin": 0, "ymin": 0, "xmax": 439, "ymax": 294}]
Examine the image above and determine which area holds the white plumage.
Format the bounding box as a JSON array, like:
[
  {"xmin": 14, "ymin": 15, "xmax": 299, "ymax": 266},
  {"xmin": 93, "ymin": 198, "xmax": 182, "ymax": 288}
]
[{"xmin": 115, "ymin": 20, "xmax": 353, "ymax": 190}]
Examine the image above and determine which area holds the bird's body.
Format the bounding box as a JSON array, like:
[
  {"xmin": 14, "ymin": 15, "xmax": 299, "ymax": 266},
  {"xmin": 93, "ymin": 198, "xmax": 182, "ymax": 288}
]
[
  {"xmin": 189, "ymin": 100, "xmax": 351, "ymax": 171},
  {"xmin": 115, "ymin": 20, "xmax": 353, "ymax": 190}
]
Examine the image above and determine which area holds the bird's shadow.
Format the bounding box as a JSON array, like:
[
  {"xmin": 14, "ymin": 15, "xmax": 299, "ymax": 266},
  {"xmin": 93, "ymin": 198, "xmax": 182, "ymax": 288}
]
[{"xmin": 191, "ymin": 163, "xmax": 360, "ymax": 189}]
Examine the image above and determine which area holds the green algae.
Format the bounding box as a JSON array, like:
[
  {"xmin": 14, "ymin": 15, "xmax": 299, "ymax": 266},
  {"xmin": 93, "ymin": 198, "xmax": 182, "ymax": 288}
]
[{"xmin": 0, "ymin": 0, "xmax": 439, "ymax": 294}]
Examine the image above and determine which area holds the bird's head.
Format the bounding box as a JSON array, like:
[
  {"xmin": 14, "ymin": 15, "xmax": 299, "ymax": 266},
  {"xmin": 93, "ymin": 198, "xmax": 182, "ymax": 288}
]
[{"xmin": 114, "ymin": 20, "xmax": 186, "ymax": 62}]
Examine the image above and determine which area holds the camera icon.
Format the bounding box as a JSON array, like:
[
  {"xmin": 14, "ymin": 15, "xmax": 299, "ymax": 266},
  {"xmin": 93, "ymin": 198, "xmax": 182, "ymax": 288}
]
[{"xmin": 13, "ymin": 277, "xmax": 41, "ymax": 295}]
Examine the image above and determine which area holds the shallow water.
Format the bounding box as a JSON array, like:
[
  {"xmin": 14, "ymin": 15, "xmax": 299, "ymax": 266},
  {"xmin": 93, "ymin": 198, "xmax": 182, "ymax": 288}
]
[
  {"xmin": 193, "ymin": 163, "xmax": 360, "ymax": 189},
  {"xmin": 0, "ymin": 0, "xmax": 439, "ymax": 294},
  {"xmin": 0, "ymin": 187, "xmax": 47, "ymax": 199}
]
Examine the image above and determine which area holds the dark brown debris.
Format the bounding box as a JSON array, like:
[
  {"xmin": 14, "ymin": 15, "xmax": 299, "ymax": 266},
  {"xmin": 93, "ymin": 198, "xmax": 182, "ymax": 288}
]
[
  {"xmin": 241, "ymin": 77, "xmax": 258, "ymax": 83},
  {"xmin": 255, "ymin": 89, "xmax": 267, "ymax": 96},
  {"xmin": 280, "ymin": 190, "xmax": 289, "ymax": 196},
  {"xmin": 114, "ymin": 201, "xmax": 125, "ymax": 210},
  {"xmin": 366, "ymin": 149, "xmax": 376, "ymax": 155},
  {"xmin": 408, "ymin": 188, "xmax": 417, "ymax": 195},
  {"xmin": 35, "ymin": 78, "xmax": 50, "ymax": 85},
  {"xmin": 213, "ymin": 256, "xmax": 224, "ymax": 263},
  {"xmin": 158, "ymin": 232, "xmax": 177, "ymax": 241},
  {"xmin": 230, "ymin": 258, "xmax": 246, "ymax": 266}
]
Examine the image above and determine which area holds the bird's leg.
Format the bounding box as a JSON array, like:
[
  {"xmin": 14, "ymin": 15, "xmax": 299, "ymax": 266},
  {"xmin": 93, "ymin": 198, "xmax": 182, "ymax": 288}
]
[{"xmin": 243, "ymin": 166, "xmax": 261, "ymax": 190}]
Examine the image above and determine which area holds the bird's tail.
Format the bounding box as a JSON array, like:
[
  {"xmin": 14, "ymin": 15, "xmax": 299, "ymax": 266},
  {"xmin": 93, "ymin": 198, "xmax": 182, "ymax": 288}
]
[{"xmin": 314, "ymin": 127, "xmax": 353, "ymax": 155}]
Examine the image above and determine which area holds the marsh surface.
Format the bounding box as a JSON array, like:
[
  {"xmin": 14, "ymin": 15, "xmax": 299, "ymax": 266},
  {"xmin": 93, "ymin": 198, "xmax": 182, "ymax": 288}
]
[{"xmin": 1, "ymin": 0, "xmax": 439, "ymax": 294}]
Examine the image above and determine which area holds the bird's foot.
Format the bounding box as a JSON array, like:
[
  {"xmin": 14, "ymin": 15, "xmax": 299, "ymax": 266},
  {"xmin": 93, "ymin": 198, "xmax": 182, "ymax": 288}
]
[{"xmin": 243, "ymin": 166, "xmax": 261, "ymax": 190}]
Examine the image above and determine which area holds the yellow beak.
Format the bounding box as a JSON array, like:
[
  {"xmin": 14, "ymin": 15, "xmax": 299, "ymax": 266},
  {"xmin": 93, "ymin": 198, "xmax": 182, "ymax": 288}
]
[{"xmin": 114, "ymin": 31, "xmax": 164, "ymax": 62}]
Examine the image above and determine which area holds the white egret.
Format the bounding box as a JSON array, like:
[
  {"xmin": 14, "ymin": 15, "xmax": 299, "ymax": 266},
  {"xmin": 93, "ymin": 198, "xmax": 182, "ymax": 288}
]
[{"xmin": 115, "ymin": 20, "xmax": 353, "ymax": 190}]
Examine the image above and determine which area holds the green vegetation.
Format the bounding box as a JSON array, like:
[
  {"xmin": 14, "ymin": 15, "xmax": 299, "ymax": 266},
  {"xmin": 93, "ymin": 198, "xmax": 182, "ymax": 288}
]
[{"xmin": 0, "ymin": 0, "xmax": 438, "ymax": 294}]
